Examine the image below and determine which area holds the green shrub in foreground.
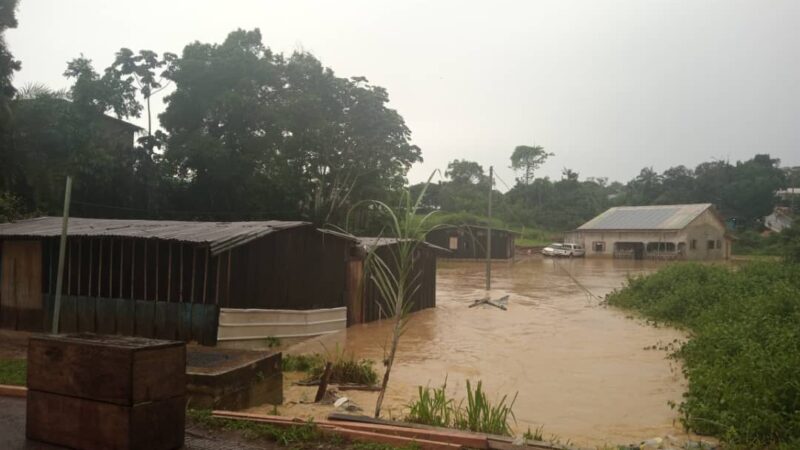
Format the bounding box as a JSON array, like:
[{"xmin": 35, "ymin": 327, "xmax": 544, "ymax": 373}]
[{"xmin": 607, "ymin": 262, "xmax": 800, "ymax": 448}]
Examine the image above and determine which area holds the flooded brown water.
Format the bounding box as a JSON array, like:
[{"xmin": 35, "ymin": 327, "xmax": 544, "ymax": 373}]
[{"xmin": 284, "ymin": 257, "xmax": 690, "ymax": 447}]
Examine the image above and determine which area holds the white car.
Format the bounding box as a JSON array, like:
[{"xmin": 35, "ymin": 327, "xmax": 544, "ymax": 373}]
[
  {"xmin": 557, "ymin": 243, "xmax": 585, "ymax": 257},
  {"xmin": 542, "ymin": 243, "xmax": 563, "ymax": 256}
]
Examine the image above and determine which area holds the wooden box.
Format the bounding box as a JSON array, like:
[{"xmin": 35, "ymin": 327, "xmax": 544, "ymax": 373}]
[{"xmin": 26, "ymin": 334, "xmax": 186, "ymax": 450}]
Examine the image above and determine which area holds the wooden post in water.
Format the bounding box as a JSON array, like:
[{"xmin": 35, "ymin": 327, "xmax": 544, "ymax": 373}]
[
  {"xmin": 485, "ymin": 166, "xmax": 492, "ymax": 291},
  {"xmin": 52, "ymin": 176, "xmax": 72, "ymax": 334}
]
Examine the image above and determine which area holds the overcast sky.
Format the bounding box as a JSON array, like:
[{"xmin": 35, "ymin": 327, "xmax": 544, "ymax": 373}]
[{"xmin": 8, "ymin": 0, "xmax": 800, "ymax": 188}]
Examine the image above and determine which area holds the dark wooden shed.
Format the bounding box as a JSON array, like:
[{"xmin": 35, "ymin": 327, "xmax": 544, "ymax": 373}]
[
  {"xmin": 346, "ymin": 237, "xmax": 442, "ymax": 325},
  {"xmin": 425, "ymin": 226, "xmax": 518, "ymax": 259},
  {"xmin": 0, "ymin": 217, "xmax": 354, "ymax": 345}
]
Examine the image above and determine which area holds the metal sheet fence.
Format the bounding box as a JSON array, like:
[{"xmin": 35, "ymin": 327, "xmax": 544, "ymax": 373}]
[{"xmin": 43, "ymin": 295, "xmax": 218, "ymax": 345}]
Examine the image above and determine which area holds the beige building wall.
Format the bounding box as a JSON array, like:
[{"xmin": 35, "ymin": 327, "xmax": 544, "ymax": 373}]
[{"xmin": 569, "ymin": 210, "xmax": 730, "ymax": 260}]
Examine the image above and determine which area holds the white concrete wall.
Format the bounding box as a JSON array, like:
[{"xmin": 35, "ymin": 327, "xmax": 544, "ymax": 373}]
[
  {"xmin": 570, "ymin": 210, "xmax": 729, "ymax": 260},
  {"xmin": 217, "ymin": 307, "xmax": 347, "ymax": 349}
]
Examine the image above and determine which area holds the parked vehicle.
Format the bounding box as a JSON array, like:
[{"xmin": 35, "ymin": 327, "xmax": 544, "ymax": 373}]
[
  {"xmin": 542, "ymin": 243, "xmax": 563, "ymax": 256},
  {"xmin": 558, "ymin": 243, "xmax": 585, "ymax": 257}
]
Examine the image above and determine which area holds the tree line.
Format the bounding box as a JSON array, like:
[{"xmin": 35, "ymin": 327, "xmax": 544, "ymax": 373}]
[
  {"xmin": 0, "ymin": 4, "xmax": 420, "ymax": 227},
  {"xmin": 413, "ymin": 149, "xmax": 795, "ymax": 232}
]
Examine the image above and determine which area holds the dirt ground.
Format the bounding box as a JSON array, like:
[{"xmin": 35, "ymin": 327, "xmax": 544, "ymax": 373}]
[{"xmin": 0, "ymin": 330, "xmax": 32, "ymax": 359}]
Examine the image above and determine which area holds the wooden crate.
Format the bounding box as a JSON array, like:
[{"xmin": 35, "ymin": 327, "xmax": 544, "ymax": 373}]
[{"xmin": 26, "ymin": 334, "xmax": 186, "ymax": 450}]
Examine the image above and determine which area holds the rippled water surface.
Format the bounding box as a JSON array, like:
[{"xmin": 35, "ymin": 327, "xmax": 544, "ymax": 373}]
[{"xmin": 288, "ymin": 257, "xmax": 689, "ymax": 446}]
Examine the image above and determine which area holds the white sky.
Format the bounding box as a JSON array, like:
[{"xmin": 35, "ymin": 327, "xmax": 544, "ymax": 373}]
[{"xmin": 8, "ymin": 0, "xmax": 800, "ymax": 188}]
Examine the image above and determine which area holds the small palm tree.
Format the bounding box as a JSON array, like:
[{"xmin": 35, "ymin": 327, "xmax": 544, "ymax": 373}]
[{"xmin": 348, "ymin": 172, "xmax": 442, "ymax": 418}]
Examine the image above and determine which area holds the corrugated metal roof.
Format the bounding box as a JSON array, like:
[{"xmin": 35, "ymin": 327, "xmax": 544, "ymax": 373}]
[
  {"xmin": 0, "ymin": 217, "xmax": 310, "ymax": 255},
  {"xmin": 358, "ymin": 237, "xmax": 449, "ymax": 253},
  {"xmin": 577, "ymin": 203, "xmax": 713, "ymax": 231}
]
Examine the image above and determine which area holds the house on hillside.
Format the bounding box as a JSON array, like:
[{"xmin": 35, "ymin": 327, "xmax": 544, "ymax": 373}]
[
  {"xmin": 764, "ymin": 207, "xmax": 793, "ymax": 233},
  {"xmin": 425, "ymin": 225, "xmax": 518, "ymax": 259},
  {"xmin": 346, "ymin": 237, "xmax": 443, "ymax": 325},
  {"xmin": 567, "ymin": 204, "xmax": 731, "ymax": 260},
  {"xmin": 0, "ymin": 217, "xmax": 355, "ymax": 346}
]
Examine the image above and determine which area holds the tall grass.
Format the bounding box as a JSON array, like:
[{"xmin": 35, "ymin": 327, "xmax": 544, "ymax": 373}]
[
  {"xmin": 607, "ymin": 261, "xmax": 800, "ymax": 448},
  {"xmin": 406, "ymin": 379, "xmax": 517, "ymax": 436}
]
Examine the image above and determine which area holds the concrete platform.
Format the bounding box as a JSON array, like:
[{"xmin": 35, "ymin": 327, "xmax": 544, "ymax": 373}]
[{"xmin": 186, "ymin": 346, "xmax": 282, "ymax": 410}]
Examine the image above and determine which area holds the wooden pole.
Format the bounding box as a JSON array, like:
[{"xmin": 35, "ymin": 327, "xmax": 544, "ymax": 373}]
[
  {"xmin": 88, "ymin": 239, "xmax": 94, "ymax": 297},
  {"xmin": 66, "ymin": 240, "xmax": 72, "ymax": 295},
  {"xmin": 190, "ymin": 248, "xmax": 197, "ymax": 303},
  {"xmin": 202, "ymin": 248, "xmax": 209, "ymax": 304},
  {"xmin": 143, "ymin": 240, "xmax": 148, "ymax": 300},
  {"xmin": 225, "ymin": 250, "xmax": 232, "ymax": 307},
  {"xmin": 155, "ymin": 241, "xmax": 159, "ymax": 300},
  {"xmin": 118, "ymin": 240, "xmax": 124, "ymax": 298},
  {"xmin": 179, "ymin": 244, "xmax": 184, "ymax": 302},
  {"xmin": 167, "ymin": 243, "xmax": 172, "ymax": 302},
  {"xmin": 108, "ymin": 239, "xmax": 113, "ymax": 298},
  {"xmin": 97, "ymin": 238, "xmax": 103, "ymax": 297},
  {"xmin": 486, "ymin": 166, "xmax": 492, "ymax": 291},
  {"xmin": 51, "ymin": 176, "xmax": 72, "ymax": 334}
]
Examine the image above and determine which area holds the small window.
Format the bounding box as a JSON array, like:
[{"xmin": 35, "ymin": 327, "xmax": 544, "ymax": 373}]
[
  {"xmin": 448, "ymin": 236, "xmax": 458, "ymax": 250},
  {"xmin": 593, "ymin": 241, "xmax": 605, "ymax": 252},
  {"xmin": 707, "ymin": 240, "xmax": 715, "ymax": 250},
  {"xmin": 690, "ymin": 239, "xmax": 697, "ymax": 250}
]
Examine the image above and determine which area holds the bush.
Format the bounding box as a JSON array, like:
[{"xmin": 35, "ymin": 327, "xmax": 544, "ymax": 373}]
[
  {"xmin": 607, "ymin": 262, "xmax": 800, "ymax": 447},
  {"xmin": 284, "ymin": 351, "xmax": 378, "ymax": 386}
]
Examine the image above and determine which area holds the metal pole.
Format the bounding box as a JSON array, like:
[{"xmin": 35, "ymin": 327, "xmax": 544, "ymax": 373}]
[
  {"xmin": 486, "ymin": 166, "xmax": 492, "ymax": 291},
  {"xmin": 51, "ymin": 176, "xmax": 72, "ymax": 334}
]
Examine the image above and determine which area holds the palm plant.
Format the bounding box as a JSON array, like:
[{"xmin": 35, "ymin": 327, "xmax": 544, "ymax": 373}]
[{"xmin": 348, "ymin": 171, "xmax": 442, "ymax": 418}]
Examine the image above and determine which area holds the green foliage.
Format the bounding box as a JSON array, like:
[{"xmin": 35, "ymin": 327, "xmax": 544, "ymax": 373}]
[
  {"xmin": 607, "ymin": 262, "xmax": 800, "ymax": 447},
  {"xmin": 406, "ymin": 379, "xmax": 517, "ymax": 436},
  {"xmin": 161, "ymin": 28, "xmax": 420, "ymax": 224},
  {"xmin": 779, "ymin": 225, "xmax": 800, "ymax": 264},
  {"xmin": 307, "ymin": 350, "xmax": 379, "ymax": 386},
  {"xmin": 284, "ymin": 351, "xmax": 378, "ymax": 386},
  {"xmin": 0, "ymin": 358, "xmax": 26, "ymax": 385},
  {"xmin": 282, "ymin": 353, "xmax": 325, "ymax": 373},
  {"xmin": 0, "ymin": 190, "xmax": 21, "ymax": 222},
  {"xmin": 732, "ymin": 230, "xmax": 783, "ymax": 256}
]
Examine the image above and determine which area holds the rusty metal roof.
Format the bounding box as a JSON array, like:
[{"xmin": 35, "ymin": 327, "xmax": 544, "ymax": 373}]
[
  {"xmin": 0, "ymin": 217, "xmax": 310, "ymax": 255},
  {"xmin": 577, "ymin": 203, "xmax": 713, "ymax": 231}
]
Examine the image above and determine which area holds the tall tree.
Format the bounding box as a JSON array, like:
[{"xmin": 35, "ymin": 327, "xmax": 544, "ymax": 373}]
[
  {"xmin": 445, "ymin": 159, "xmax": 485, "ymax": 184},
  {"xmin": 0, "ymin": 0, "xmax": 20, "ymax": 191},
  {"xmin": 108, "ymin": 49, "xmax": 176, "ymax": 136},
  {"xmin": 161, "ymin": 29, "xmax": 420, "ymax": 222},
  {"xmin": 510, "ymin": 145, "xmax": 552, "ymax": 185}
]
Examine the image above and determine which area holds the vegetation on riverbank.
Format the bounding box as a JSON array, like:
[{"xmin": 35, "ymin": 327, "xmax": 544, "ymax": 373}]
[
  {"xmin": 607, "ymin": 261, "xmax": 800, "ymax": 449},
  {"xmin": 406, "ymin": 379, "xmax": 517, "ymax": 436},
  {"xmin": 0, "ymin": 359, "xmax": 26, "ymax": 386},
  {"xmin": 283, "ymin": 352, "xmax": 378, "ymax": 386}
]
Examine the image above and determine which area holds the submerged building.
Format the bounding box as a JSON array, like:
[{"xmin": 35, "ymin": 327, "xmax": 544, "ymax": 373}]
[
  {"xmin": 568, "ymin": 203, "xmax": 731, "ymax": 260},
  {"xmin": 425, "ymin": 225, "xmax": 517, "ymax": 259}
]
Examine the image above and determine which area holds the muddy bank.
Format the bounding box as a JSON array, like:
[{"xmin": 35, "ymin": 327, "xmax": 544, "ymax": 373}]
[{"xmin": 282, "ymin": 257, "xmax": 691, "ymax": 447}]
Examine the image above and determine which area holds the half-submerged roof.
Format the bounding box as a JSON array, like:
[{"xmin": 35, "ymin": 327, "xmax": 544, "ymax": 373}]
[
  {"xmin": 577, "ymin": 203, "xmax": 714, "ymax": 231},
  {"xmin": 0, "ymin": 217, "xmax": 310, "ymax": 254}
]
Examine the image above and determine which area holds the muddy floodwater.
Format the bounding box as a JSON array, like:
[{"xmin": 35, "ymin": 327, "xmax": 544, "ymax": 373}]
[{"xmin": 285, "ymin": 257, "xmax": 690, "ymax": 447}]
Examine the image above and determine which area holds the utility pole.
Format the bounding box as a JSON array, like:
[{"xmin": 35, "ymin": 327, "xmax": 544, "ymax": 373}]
[
  {"xmin": 52, "ymin": 176, "xmax": 72, "ymax": 334},
  {"xmin": 486, "ymin": 166, "xmax": 492, "ymax": 291}
]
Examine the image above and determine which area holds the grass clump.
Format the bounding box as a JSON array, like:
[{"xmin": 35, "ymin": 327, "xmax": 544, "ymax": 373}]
[
  {"xmin": 0, "ymin": 359, "xmax": 26, "ymax": 386},
  {"xmin": 188, "ymin": 409, "xmax": 322, "ymax": 446},
  {"xmin": 406, "ymin": 379, "xmax": 516, "ymax": 436},
  {"xmin": 284, "ymin": 350, "xmax": 378, "ymax": 386},
  {"xmin": 607, "ymin": 261, "xmax": 800, "ymax": 448}
]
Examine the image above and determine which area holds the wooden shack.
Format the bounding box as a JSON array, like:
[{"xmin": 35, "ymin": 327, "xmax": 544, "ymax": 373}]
[
  {"xmin": 0, "ymin": 217, "xmax": 354, "ymax": 345},
  {"xmin": 425, "ymin": 226, "xmax": 517, "ymax": 260},
  {"xmin": 346, "ymin": 237, "xmax": 441, "ymax": 325}
]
